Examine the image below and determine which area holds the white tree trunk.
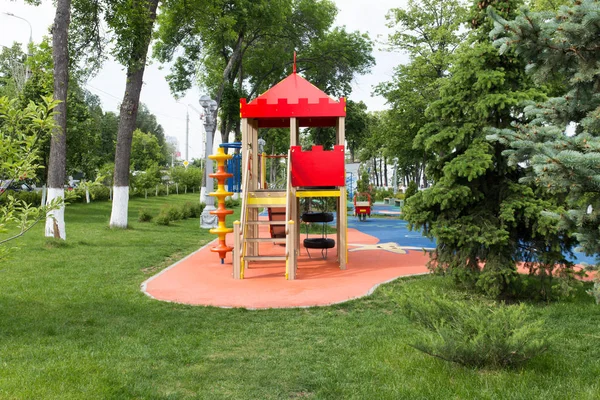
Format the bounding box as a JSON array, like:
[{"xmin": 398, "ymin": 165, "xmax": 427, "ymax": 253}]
[
  {"xmin": 41, "ymin": 185, "xmax": 47, "ymax": 206},
  {"xmin": 109, "ymin": 186, "xmax": 129, "ymax": 228},
  {"xmin": 45, "ymin": 188, "xmax": 66, "ymax": 240},
  {"xmin": 85, "ymin": 189, "xmax": 90, "ymax": 203}
]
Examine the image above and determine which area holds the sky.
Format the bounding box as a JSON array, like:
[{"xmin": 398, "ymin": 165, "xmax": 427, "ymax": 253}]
[{"xmin": 0, "ymin": 0, "xmax": 409, "ymax": 161}]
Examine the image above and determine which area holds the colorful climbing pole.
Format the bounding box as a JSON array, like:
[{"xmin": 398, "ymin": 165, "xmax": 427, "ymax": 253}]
[{"xmin": 209, "ymin": 147, "xmax": 234, "ymax": 263}]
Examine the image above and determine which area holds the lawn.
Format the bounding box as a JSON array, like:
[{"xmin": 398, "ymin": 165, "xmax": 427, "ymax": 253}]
[{"xmin": 1, "ymin": 194, "xmax": 600, "ymax": 399}]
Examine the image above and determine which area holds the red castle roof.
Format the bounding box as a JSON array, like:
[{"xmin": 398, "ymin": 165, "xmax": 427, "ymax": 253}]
[{"xmin": 240, "ymin": 72, "xmax": 346, "ymax": 128}]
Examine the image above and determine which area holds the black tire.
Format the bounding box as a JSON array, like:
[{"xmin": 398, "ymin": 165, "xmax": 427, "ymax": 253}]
[
  {"xmin": 303, "ymin": 238, "xmax": 335, "ymax": 249},
  {"xmin": 301, "ymin": 212, "xmax": 334, "ymax": 223}
]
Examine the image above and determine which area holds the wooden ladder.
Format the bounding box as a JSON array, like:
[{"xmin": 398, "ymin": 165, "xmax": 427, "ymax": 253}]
[{"xmin": 233, "ymin": 151, "xmax": 296, "ymax": 279}]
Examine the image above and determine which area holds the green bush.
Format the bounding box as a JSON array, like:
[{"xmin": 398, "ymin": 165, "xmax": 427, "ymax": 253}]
[
  {"xmin": 0, "ymin": 190, "xmax": 43, "ymax": 206},
  {"xmin": 405, "ymin": 181, "xmax": 418, "ymax": 199},
  {"xmin": 225, "ymin": 198, "xmax": 240, "ymax": 208},
  {"xmin": 397, "ymin": 290, "xmax": 548, "ymax": 369},
  {"xmin": 89, "ymin": 185, "xmax": 110, "ymax": 201},
  {"xmin": 375, "ymin": 187, "xmax": 394, "ymax": 202},
  {"xmin": 181, "ymin": 202, "xmax": 193, "ymax": 219},
  {"xmin": 166, "ymin": 204, "xmax": 183, "ymax": 221},
  {"xmin": 588, "ymin": 278, "xmax": 600, "ymax": 305},
  {"xmin": 154, "ymin": 212, "xmax": 171, "ymax": 226},
  {"xmin": 190, "ymin": 203, "xmax": 205, "ymax": 218},
  {"xmin": 138, "ymin": 209, "xmax": 153, "ymax": 222}
]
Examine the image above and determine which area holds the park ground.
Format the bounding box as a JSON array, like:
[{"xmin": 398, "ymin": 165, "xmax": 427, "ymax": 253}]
[{"xmin": 2, "ymin": 194, "xmax": 600, "ymax": 399}]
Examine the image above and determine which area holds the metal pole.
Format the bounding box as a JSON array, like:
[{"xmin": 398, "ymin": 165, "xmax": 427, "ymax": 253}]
[{"xmin": 185, "ymin": 109, "xmax": 189, "ymax": 162}]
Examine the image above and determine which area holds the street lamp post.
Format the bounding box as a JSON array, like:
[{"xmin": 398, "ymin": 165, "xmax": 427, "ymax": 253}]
[
  {"xmin": 199, "ymin": 95, "xmax": 218, "ymax": 229},
  {"xmin": 2, "ymin": 12, "xmax": 33, "ymax": 80}
]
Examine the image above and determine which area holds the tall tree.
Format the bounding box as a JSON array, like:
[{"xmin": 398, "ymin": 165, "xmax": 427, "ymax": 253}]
[
  {"xmin": 376, "ymin": 0, "xmax": 468, "ymax": 189},
  {"xmin": 343, "ymin": 100, "xmax": 368, "ymax": 162},
  {"xmin": 488, "ymin": 0, "xmax": 600, "ymax": 264},
  {"xmin": 109, "ymin": 0, "xmax": 161, "ymax": 228},
  {"xmin": 403, "ymin": 0, "xmax": 576, "ymax": 299},
  {"xmin": 45, "ymin": 0, "xmax": 71, "ymax": 240},
  {"xmin": 154, "ymin": 0, "xmax": 373, "ymax": 144}
]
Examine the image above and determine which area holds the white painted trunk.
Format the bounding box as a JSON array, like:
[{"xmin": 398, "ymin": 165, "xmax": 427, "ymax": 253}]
[
  {"xmin": 232, "ymin": 192, "xmax": 239, "ymax": 200},
  {"xmin": 41, "ymin": 185, "xmax": 47, "ymax": 206},
  {"xmin": 45, "ymin": 188, "xmax": 66, "ymax": 240},
  {"xmin": 176, "ymin": 183, "xmax": 179, "ymax": 194},
  {"xmin": 109, "ymin": 186, "xmax": 129, "ymax": 228},
  {"xmin": 85, "ymin": 189, "xmax": 90, "ymax": 203}
]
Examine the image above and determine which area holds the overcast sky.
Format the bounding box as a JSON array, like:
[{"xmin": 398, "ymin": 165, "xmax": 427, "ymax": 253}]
[{"xmin": 0, "ymin": 0, "xmax": 409, "ymax": 160}]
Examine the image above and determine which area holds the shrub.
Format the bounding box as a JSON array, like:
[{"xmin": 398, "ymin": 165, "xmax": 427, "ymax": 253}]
[
  {"xmin": 166, "ymin": 204, "xmax": 183, "ymax": 221},
  {"xmin": 0, "ymin": 190, "xmax": 43, "ymax": 206},
  {"xmin": 405, "ymin": 181, "xmax": 418, "ymax": 199},
  {"xmin": 375, "ymin": 187, "xmax": 394, "ymax": 202},
  {"xmin": 190, "ymin": 203, "xmax": 205, "ymax": 218},
  {"xmin": 138, "ymin": 209, "xmax": 153, "ymax": 222},
  {"xmin": 588, "ymin": 278, "xmax": 600, "ymax": 305},
  {"xmin": 89, "ymin": 185, "xmax": 110, "ymax": 201},
  {"xmin": 397, "ymin": 290, "xmax": 548, "ymax": 369},
  {"xmin": 181, "ymin": 202, "xmax": 193, "ymax": 219},
  {"xmin": 154, "ymin": 212, "xmax": 171, "ymax": 226},
  {"xmin": 225, "ymin": 198, "xmax": 240, "ymax": 208}
]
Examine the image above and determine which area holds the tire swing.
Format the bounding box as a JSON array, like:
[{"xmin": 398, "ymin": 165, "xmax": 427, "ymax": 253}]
[{"xmin": 301, "ymin": 211, "xmax": 335, "ymax": 259}]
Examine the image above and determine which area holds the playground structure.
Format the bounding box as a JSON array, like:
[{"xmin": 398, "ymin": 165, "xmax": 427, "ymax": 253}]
[
  {"xmin": 353, "ymin": 192, "xmax": 372, "ymax": 222},
  {"xmin": 220, "ymin": 142, "xmax": 242, "ymax": 198},
  {"xmin": 208, "ymin": 147, "xmax": 234, "ymax": 263},
  {"xmin": 229, "ymin": 58, "xmax": 348, "ymax": 280}
]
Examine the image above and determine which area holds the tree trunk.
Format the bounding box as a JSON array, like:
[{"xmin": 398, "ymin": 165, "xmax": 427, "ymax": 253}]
[
  {"xmin": 379, "ymin": 157, "xmax": 383, "ymax": 187},
  {"xmin": 45, "ymin": 0, "xmax": 71, "ymax": 240},
  {"xmin": 422, "ymin": 152, "xmax": 428, "ymax": 188},
  {"xmin": 373, "ymin": 158, "xmax": 379, "ymax": 187},
  {"xmin": 384, "ymin": 158, "xmax": 388, "ymax": 187},
  {"xmin": 109, "ymin": 0, "xmax": 160, "ymax": 228}
]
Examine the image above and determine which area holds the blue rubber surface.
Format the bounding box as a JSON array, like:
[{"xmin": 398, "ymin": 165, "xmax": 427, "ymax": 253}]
[{"xmin": 262, "ymin": 203, "xmax": 597, "ymax": 264}]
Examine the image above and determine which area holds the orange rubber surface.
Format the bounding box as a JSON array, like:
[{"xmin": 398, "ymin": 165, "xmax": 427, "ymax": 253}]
[{"xmin": 142, "ymin": 226, "xmax": 430, "ymax": 309}]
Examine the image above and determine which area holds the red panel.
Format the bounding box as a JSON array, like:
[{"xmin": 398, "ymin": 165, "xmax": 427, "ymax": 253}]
[
  {"xmin": 241, "ymin": 97, "xmax": 345, "ymax": 119},
  {"xmin": 257, "ymin": 117, "xmax": 338, "ymax": 128},
  {"xmin": 290, "ymin": 145, "xmax": 345, "ymax": 187}
]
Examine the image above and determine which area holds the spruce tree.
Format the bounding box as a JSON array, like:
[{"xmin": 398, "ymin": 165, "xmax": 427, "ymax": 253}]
[
  {"xmin": 488, "ymin": 0, "xmax": 600, "ymax": 264},
  {"xmin": 403, "ymin": 0, "xmax": 577, "ymax": 299}
]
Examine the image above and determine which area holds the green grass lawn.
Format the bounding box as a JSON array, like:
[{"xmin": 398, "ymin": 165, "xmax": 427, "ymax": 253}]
[{"xmin": 1, "ymin": 194, "xmax": 600, "ymax": 399}]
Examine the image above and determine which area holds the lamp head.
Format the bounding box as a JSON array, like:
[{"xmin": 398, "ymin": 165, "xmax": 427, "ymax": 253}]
[{"xmin": 199, "ymin": 95, "xmax": 211, "ymax": 109}]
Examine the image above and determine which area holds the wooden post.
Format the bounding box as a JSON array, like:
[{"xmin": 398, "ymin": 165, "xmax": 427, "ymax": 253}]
[
  {"xmin": 233, "ymin": 221, "xmax": 241, "ymax": 279},
  {"xmin": 241, "ymin": 118, "xmax": 249, "ymax": 186},
  {"xmin": 337, "ymin": 116, "xmax": 347, "ymax": 270},
  {"xmin": 290, "ymin": 117, "xmax": 298, "ymax": 146},
  {"xmin": 336, "ymin": 116, "xmax": 346, "ymax": 147},
  {"xmin": 339, "ymin": 186, "xmax": 347, "ymax": 270},
  {"xmin": 287, "ymin": 220, "xmax": 296, "ymax": 280},
  {"xmin": 250, "ymin": 119, "xmax": 260, "ymax": 256}
]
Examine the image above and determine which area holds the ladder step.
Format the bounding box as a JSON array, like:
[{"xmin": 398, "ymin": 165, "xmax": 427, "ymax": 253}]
[
  {"xmin": 246, "ymin": 238, "xmax": 286, "ymax": 243},
  {"xmin": 245, "ymin": 256, "xmax": 287, "ymax": 262},
  {"xmin": 246, "ymin": 220, "xmax": 286, "ymax": 225},
  {"xmin": 246, "ymin": 200, "xmax": 287, "ymax": 207}
]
